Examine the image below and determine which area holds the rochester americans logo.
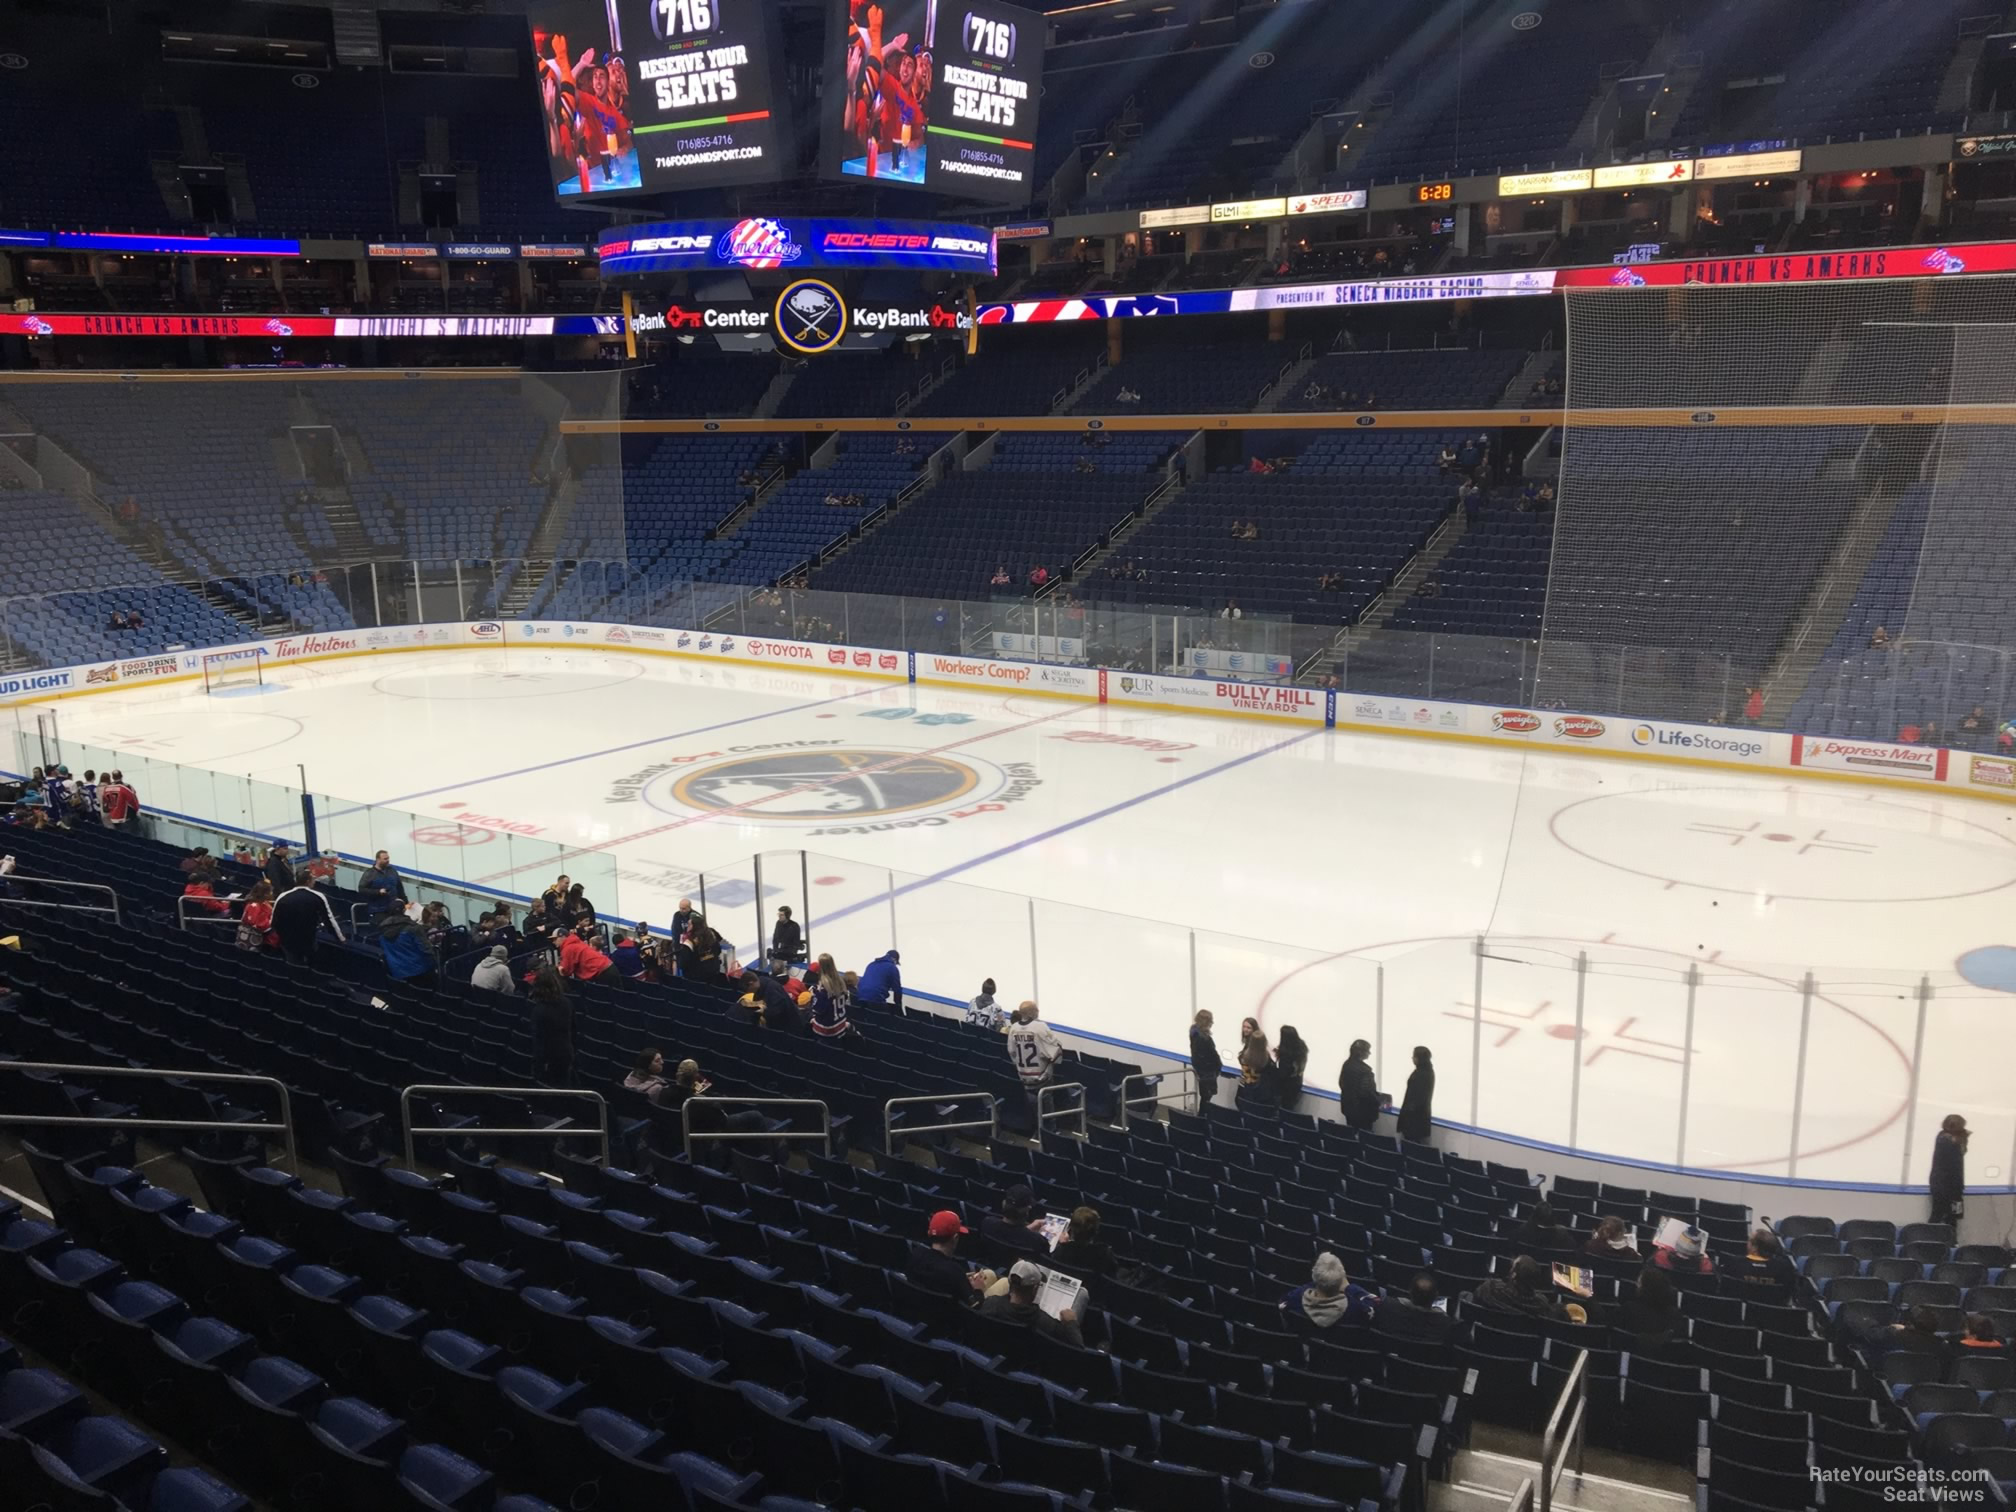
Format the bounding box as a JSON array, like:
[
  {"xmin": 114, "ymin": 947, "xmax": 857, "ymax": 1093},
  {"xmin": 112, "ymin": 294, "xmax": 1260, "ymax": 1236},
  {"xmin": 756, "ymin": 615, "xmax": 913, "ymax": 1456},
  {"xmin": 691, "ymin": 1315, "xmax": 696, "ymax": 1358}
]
[{"xmin": 716, "ymin": 218, "xmax": 803, "ymax": 271}]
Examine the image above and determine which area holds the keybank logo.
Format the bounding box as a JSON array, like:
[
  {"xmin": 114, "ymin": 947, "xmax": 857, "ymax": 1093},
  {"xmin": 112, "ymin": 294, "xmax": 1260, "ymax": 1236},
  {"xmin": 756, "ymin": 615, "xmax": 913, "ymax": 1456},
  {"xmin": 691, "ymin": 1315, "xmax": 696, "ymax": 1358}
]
[{"xmin": 1631, "ymin": 723, "xmax": 1765, "ymax": 759}]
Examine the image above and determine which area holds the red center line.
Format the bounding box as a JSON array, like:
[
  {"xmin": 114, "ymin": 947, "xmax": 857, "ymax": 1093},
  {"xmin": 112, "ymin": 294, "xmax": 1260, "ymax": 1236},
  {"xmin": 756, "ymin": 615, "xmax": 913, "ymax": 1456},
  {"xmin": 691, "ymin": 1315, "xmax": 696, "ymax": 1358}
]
[{"xmin": 470, "ymin": 699, "xmax": 1094, "ymax": 885}]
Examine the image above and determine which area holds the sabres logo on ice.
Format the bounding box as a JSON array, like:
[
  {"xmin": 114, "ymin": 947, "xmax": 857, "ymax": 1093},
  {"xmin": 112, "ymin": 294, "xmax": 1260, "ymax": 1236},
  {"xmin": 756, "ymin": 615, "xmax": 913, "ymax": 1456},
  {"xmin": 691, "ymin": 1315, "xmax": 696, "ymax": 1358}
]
[{"xmin": 671, "ymin": 749, "xmax": 980, "ymax": 818}]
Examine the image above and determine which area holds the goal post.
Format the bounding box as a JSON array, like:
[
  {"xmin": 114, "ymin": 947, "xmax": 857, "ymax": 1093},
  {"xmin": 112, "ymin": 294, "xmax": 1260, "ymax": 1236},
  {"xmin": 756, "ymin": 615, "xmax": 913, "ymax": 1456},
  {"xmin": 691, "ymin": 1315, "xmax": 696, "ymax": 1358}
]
[{"xmin": 202, "ymin": 649, "xmax": 265, "ymax": 694}]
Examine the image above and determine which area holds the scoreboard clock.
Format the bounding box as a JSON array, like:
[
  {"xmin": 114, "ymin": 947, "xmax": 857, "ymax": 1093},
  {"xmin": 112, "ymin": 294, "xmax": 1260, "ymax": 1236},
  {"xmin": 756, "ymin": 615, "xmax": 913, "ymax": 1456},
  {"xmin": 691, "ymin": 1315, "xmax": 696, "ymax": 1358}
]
[{"xmin": 1415, "ymin": 181, "xmax": 1455, "ymax": 203}]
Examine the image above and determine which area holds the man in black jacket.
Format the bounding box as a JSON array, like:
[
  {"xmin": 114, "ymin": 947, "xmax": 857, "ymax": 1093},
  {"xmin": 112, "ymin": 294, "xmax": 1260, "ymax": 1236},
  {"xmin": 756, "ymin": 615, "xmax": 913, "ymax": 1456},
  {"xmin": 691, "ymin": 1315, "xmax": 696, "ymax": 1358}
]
[
  {"xmin": 1339, "ymin": 1039, "xmax": 1381, "ymax": 1129},
  {"xmin": 907, "ymin": 1211, "xmax": 986, "ymax": 1305},
  {"xmin": 271, "ymin": 868, "xmax": 344, "ymax": 966},
  {"xmin": 1376, "ymin": 1273, "xmax": 1453, "ymax": 1345},
  {"xmin": 262, "ymin": 841, "xmax": 295, "ymax": 892},
  {"xmin": 1189, "ymin": 1009, "xmax": 1222, "ymax": 1113},
  {"xmin": 769, "ymin": 906, "xmax": 804, "ymax": 971},
  {"xmin": 981, "ymin": 1184, "xmax": 1049, "ymax": 1256}
]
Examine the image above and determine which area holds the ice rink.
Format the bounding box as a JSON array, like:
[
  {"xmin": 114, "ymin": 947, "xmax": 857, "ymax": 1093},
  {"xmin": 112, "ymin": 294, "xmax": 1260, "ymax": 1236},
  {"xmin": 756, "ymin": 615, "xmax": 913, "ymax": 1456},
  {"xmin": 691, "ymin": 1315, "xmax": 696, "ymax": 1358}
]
[{"xmin": 26, "ymin": 646, "xmax": 2016, "ymax": 1186}]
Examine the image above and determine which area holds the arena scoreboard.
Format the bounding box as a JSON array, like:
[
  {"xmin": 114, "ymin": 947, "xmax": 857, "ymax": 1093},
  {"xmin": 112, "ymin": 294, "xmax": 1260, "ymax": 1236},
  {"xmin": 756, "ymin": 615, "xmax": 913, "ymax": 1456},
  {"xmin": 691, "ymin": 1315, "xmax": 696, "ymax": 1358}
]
[
  {"xmin": 532, "ymin": 0, "xmax": 786, "ymax": 199},
  {"xmin": 1414, "ymin": 181, "xmax": 1455, "ymax": 203},
  {"xmin": 822, "ymin": 0, "xmax": 1047, "ymax": 207}
]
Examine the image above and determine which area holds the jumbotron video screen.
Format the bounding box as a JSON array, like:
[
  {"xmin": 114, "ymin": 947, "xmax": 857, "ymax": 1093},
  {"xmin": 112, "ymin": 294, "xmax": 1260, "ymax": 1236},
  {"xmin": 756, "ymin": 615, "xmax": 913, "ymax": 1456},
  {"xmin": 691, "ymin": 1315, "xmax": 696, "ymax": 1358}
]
[
  {"xmin": 532, "ymin": 0, "xmax": 786, "ymax": 198},
  {"xmin": 822, "ymin": 0, "xmax": 1046, "ymax": 206}
]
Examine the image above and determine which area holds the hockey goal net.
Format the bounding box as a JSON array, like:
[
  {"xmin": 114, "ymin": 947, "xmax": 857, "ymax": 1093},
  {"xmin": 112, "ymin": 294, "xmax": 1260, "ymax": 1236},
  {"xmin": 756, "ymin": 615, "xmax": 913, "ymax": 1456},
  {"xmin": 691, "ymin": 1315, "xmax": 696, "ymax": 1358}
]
[{"xmin": 202, "ymin": 649, "xmax": 265, "ymax": 694}]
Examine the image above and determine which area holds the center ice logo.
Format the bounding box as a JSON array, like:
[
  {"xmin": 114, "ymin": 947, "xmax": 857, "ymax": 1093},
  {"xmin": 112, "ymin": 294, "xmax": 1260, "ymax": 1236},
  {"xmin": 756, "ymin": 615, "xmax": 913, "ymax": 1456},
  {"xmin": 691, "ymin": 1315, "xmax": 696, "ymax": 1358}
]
[{"xmin": 669, "ymin": 749, "xmax": 981, "ymax": 819}]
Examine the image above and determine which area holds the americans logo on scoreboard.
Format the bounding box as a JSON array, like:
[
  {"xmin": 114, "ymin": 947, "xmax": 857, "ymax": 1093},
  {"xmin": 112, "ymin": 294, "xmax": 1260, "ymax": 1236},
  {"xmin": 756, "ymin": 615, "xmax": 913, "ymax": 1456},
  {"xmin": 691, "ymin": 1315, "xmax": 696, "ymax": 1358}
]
[{"xmin": 715, "ymin": 218, "xmax": 803, "ymax": 271}]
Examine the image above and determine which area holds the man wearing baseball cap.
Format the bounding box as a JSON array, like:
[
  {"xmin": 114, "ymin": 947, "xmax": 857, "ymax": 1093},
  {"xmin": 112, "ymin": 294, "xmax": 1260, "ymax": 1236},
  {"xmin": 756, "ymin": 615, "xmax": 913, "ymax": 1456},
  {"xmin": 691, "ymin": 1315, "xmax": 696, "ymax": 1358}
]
[
  {"xmin": 907, "ymin": 1209, "xmax": 986, "ymax": 1304},
  {"xmin": 979, "ymin": 1259, "xmax": 1084, "ymax": 1347},
  {"xmin": 981, "ymin": 1183, "xmax": 1049, "ymax": 1257}
]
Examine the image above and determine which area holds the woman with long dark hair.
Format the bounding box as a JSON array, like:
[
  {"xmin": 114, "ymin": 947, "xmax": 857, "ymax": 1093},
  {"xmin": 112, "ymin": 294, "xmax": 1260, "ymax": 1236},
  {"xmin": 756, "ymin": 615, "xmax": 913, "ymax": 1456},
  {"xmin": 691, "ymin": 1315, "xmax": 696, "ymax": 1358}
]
[
  {"xmin": 1397, "ymin": 1045, "xmax": 1435, "ymax": 1143},
  {"xmin": 528, "ymin": 964, "xmax": 575, "ymax": 1086},
  {"xmin": 1273, "ymin": 1026, "xmax": 1308, "ymax": 1110}
]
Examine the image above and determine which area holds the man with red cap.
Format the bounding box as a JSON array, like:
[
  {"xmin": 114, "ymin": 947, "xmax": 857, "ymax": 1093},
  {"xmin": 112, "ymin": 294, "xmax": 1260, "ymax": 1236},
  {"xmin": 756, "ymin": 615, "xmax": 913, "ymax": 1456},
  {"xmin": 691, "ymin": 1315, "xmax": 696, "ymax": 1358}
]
[{"xmin": 907, "ymin": 1209, "xmax": 986, "ymax": 1304}]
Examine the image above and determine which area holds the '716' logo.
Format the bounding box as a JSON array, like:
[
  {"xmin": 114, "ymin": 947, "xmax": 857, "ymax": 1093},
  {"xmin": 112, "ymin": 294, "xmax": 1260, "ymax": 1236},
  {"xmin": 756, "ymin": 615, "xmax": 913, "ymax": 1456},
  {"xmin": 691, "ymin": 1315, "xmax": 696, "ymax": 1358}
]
[
  {"xmin": 655, "ymin": 0, "xmax": 713, "ymax": 40},
  {"xmin": 965, "ymin": 12, "xmax": 1016, "ymax": 62}
]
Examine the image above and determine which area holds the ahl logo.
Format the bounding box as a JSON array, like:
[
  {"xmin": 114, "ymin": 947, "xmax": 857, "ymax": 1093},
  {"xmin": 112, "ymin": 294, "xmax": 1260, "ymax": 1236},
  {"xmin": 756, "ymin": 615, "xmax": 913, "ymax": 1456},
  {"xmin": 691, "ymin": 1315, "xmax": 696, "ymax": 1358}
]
[
  {"xmin": 1554, "ymin": 715, "xmax": 1606, "ymax": 740},
  {"xmin": 468, "ymin": 621, "xmax": 502, "ymax": 640},
  {"xmin": 1492, "ymin": 710, "xmax": 1541, "ymax": 734}
]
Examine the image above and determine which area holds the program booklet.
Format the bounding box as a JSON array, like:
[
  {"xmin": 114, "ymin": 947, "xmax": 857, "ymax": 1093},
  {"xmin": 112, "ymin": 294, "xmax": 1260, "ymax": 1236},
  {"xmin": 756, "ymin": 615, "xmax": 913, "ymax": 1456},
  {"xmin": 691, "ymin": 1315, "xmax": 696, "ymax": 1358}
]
[
  {"xmin": 1551, "ymin": 1263, "xmax": 1594, "ymax": 1298},
  {"xmin": 1034, "ymin": 1266, "xmax": 1084, "ymax": 1321}
]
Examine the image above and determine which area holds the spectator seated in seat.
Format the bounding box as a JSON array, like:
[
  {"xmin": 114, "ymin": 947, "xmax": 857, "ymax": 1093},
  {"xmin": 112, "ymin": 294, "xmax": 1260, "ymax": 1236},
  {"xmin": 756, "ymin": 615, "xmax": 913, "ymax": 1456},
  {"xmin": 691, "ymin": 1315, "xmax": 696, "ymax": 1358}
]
[{"xmin": 1280, "ymin": 1251, "xmax": 1376, "ymax": 1329}]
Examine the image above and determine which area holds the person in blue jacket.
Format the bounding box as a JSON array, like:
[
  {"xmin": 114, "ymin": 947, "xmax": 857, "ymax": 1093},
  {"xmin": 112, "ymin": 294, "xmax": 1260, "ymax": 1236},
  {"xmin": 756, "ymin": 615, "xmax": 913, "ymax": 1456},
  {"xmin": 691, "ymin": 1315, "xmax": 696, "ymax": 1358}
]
[
  {"xmin": 855, "ymin": 949, "xmax": 903, "ymax": 1013},
  {"xmin": 377, "ymin": 906, "xmax": 438, "ymax": 989},
  {"xmin": 359, "ymin": 849, "xmax": 407, "ymax": 914}
]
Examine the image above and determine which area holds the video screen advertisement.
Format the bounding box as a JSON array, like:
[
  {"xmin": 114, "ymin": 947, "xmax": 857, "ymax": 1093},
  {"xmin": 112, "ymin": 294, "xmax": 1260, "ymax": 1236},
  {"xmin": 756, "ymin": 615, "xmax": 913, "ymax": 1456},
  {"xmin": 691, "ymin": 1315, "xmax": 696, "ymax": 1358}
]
[
  {"xmin": 823, "ymin": 0, "xmax": 1046, "ymax": 206},
  {"xmin": 532, "ymin": 0, "xmax": 785, "ymax": 199}
]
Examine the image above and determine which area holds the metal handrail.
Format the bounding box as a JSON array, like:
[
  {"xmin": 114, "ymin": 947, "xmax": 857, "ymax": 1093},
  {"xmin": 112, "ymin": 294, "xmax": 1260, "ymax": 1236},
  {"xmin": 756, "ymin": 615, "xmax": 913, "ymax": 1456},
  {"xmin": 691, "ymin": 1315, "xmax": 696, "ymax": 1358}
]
[
  {"xmin": 681, "ymin": 1095, "xmax": 832, "ymax": 1159},
  {"xmin": 883, "ymin": 1090, "xmax": 996, "ymax": 1157},
  {"xmin": 0, "ymin": 1058, "xmax": 297, "ymax": 1173},
  {"xmin": 175, "ymin": 895, "xmax": 240, "ymax": 931},
  {"xmin": 7, "ymin": 878, "xmax": 122, "ymax": 925},
  {"xmin": 400, "ymin": 1083, "xmax": 609, "ymax": 1168},
  {"xmin": 1033, "ymin": 1081, "xmax": 1088, "ymax": 1149},
  {"xmin": 1118, "ymin": 1069, "xmax": 1196, "ymax": 1129},
  {"xmin": 1507, "ymin": 1477, "xmax": 1536, "ymax": 1512},
  {"xmin": 1539, "ymin": 1348, "xmax": 1588, "ymax": 1512}
]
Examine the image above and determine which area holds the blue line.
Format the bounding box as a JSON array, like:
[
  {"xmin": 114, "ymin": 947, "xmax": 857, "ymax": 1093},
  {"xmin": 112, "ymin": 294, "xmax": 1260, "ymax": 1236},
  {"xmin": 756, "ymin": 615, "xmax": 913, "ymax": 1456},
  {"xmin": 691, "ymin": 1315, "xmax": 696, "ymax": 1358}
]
[
  {"xmin": 813, "ymin": 725, "xmax": 1326, "ymax": 931},
  {"xmin": 322, "ymin": 679, "xmax": 895, "ymax": 818}
]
